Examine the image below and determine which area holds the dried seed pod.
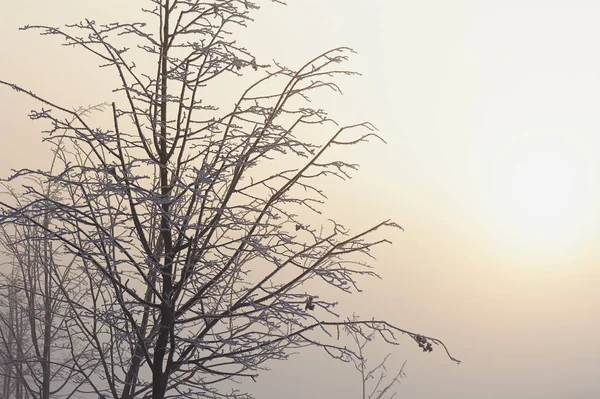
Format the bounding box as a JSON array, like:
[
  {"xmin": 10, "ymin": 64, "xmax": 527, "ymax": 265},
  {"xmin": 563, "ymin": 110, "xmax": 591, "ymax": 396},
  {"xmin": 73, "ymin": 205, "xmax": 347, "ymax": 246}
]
[{"xmin": 305, "ymin": 296, "xmax": 315, "ymax": 311}]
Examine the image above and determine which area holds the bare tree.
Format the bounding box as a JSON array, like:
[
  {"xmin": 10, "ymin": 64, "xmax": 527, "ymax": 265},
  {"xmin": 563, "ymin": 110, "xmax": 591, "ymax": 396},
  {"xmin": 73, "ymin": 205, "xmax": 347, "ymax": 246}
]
[
  {"xmin": 0, "ymin": 270, "xmax": 28, "ymax": 399},
  {"xmin": 0, "ymin": 1, "xmax": 459, "ymax": 398},
  {"xmin": 0, "ymin": 138, "xmax": 102, "ymax": 399},
  {"xmin": 345, "ymin": 319, "xmax": 407, "ymax": 399}
]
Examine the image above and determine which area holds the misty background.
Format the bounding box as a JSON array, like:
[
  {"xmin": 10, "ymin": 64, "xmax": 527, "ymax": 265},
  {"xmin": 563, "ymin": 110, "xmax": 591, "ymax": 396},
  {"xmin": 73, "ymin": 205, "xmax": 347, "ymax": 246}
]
[{"xmin": 2, "ymin": 1, "xmax": 600, "ymax": 398}]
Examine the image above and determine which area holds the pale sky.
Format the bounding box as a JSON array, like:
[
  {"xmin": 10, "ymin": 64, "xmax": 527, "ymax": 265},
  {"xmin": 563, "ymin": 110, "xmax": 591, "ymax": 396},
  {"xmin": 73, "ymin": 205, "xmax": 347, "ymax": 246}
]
[{"xmin": 2, "ymin": 1, "xmax": 600, "ymax": 398}]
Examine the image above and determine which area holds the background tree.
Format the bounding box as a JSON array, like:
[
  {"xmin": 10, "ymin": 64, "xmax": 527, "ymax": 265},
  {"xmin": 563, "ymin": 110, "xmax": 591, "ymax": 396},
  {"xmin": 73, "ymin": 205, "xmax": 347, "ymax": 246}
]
[
  {"xmin": 0, "ymin": 270, "xmax": 27, "ymax": 399},
  {"xmin": 0, "ymin": 1, "xmax": 459, "ymax": 398},
  {"xmin": 0, "ymin": 138, "xmax": 101, "ymax": 399},
  {"xmin": 345, "ymin": 319, "xmax": 407, "ymax": 399}
]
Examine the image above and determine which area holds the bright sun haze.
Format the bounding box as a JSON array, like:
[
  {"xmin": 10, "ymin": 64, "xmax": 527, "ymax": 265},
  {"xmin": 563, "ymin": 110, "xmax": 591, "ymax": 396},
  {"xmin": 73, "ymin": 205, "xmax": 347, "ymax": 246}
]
[{"xmin": 481, "ymin": 129, "xmax": 598, "ymax": 259}]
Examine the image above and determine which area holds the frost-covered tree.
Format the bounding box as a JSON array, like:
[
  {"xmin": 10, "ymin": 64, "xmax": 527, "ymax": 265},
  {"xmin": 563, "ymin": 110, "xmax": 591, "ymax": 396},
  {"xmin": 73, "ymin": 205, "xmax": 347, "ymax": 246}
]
[
  {"xmin": 0, "ymin": 1, "xmax": 459, "ymax": 398},
  {"xmin": 345, "ymin": 319, "xmax": 407, "ymax": 399},
  {"xmin": 0, "ymin": 143, "xmax": 99, "ymax": 399}
]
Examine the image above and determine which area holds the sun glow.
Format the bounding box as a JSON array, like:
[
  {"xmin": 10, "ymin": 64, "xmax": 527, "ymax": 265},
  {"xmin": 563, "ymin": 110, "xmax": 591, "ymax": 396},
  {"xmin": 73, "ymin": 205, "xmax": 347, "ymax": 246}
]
[
  {"xmin": 504, "ymin": 153, "xmax": 578, "ymax": 241},
  {"xmin": 481, "ymin": 132, "xmax": 597, "ymax": 258}
]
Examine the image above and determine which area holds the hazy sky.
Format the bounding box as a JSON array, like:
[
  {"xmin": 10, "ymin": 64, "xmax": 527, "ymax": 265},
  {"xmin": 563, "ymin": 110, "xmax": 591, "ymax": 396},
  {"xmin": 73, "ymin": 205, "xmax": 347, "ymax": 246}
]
[{"xmin": 2, "ymin": 1, "xmax": 600, "ymax": 398}]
